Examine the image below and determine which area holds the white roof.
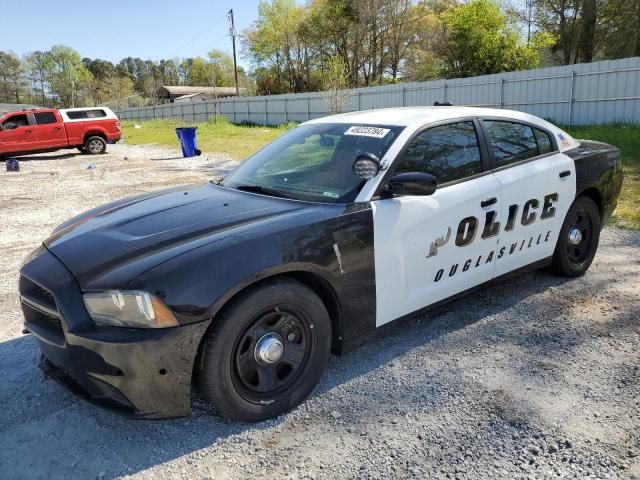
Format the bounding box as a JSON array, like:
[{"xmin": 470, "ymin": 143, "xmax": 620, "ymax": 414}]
[
  {"xmin": 59, "ymin": 106, "xmax": 118, "ymax": 123},
  {"xmin": 304, "ymin": 106, "xmax": 578, "ymax": 151}
]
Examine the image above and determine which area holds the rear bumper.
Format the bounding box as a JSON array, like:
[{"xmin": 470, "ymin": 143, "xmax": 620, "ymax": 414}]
[{"xmin": 20, "ymin": 247, "xmax": 211, "ymax": 419}]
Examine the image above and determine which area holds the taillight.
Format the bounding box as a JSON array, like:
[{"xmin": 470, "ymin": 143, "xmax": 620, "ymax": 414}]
[{"xmin": 115, "ymin": 121, "xmax": 121, "ymax": 131}]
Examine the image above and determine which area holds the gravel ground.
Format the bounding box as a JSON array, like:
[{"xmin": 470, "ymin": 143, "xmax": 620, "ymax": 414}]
[{"xmin": 0, "ymin": 144, "xmax": 639, "ymax": 480}]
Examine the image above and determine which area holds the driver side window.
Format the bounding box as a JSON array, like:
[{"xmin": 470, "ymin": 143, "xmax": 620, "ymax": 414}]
[
  {"xmin": 2, "ymin": 114, "xmax": 29, "ymax": 130},
  {"xmin": 395, "ymin": 121, "xmax": 482, "ymax": 184}
]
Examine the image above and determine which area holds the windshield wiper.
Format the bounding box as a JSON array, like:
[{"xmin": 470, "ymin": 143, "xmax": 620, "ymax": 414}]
[{"xmin": 234, "ymin": 184, "xmax": 296, "ymax": 200}]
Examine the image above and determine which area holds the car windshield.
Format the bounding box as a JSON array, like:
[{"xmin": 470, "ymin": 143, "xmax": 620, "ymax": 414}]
[{"xmin": 222, "ymin": 123, "xmax": 404, "ymax": 203}]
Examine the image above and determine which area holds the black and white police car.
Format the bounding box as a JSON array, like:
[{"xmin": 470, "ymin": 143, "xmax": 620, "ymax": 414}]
[{"xmin": 20, "ymin": 107, "xmax": 623, "ymax": 421}]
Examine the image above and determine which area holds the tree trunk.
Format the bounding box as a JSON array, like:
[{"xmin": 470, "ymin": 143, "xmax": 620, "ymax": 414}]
[
  {"xmin": 578, "ymin": 0, "xmax": 597, "ymax": 62},
  {"xmin": 635, "ymin": 0, "xmax": 640, "ymax": 56}
]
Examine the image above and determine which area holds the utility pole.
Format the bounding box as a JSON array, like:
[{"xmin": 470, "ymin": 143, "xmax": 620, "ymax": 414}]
[{"xmin": 228, "ymin": 9, "xmax": 240, "ymax": 97}]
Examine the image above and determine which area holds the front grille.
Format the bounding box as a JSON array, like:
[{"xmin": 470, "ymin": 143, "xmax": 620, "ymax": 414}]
[{"xmin": 20, "ymin": 276, "xmax": 65, "ymax": 346}]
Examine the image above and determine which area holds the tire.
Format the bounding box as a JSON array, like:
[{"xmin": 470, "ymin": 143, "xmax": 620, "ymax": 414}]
[
  {"xmin": 84, "ymin": 136, "xmax": 106, "ymax": 155},
  {"xmin": 198, "ymin": 278, "xmax": 331, "ymax": 422},
  {"xmin": 552, "ymin": 196, "xmax": 601, "ymax": 277}
]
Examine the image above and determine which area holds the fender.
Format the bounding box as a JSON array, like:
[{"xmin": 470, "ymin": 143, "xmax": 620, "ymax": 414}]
[
  {"xmin": 566, "ymin": 141, "xmax": 623, "ymax": 224},
  {"xmin": 124, "ymin": 203, "xmax": 377, "ymax": 349},
  {"xmin": 82, "ymin": 126, "xmax": 109, "ymax": 141},
  {"xmin": 205, "ymin": 262, "xmax": 344, "ymax": 349}
]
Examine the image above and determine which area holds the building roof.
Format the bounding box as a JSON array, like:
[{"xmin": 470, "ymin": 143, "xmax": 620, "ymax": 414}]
[{"xmin": 159, "ymin": 86, "xmax": 245, "ymax": 97}]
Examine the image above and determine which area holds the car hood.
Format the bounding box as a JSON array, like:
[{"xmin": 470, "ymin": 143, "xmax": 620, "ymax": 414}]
[{"xmin": 44, "ymin": 182, "xmax": 305, "ymax": 288}]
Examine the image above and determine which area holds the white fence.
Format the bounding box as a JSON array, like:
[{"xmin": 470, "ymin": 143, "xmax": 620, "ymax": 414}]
[{"xmin": 115, "ymin": 57, "xmax": 640, "ymax": 126}]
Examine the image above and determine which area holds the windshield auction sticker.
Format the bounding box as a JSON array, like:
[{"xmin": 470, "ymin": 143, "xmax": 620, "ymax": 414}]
[{"xmin": 344, "ymin": 126, "xmax": 390, "ymax": 138}]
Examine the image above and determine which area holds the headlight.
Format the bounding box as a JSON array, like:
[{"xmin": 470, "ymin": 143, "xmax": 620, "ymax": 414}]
[{"xmin": 83, "ymin": 291, "xmax": 178, "ymax": 328}]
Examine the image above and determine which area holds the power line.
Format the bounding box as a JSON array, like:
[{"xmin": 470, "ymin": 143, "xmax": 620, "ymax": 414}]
[{"xmin": 167, "ymin": 13, "xmax": 228, "ymax": 58}]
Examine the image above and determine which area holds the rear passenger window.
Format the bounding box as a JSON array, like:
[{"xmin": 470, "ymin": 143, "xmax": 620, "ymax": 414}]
[
  {"xmin": 67, "ymin": 109, "xmax": 107, "ymax": 120},
  {"xmin": 395, "ymin": 121, "xmax": 482, "ymax": 184},
  {"xmin": 534, "ymin": 128, "xmax": 554, "ymax": 154},
  {"xmin": 35, "ymin": 112, "xmax": 57, "ymax": 125},
  {"xmin": 484, "ymin": 120, "xmax": 539, "ymax": 167}
]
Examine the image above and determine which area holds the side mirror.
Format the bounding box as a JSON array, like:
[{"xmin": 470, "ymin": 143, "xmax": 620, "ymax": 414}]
[
  {"xmin": 387, "ymin": 172, "xmax": 437, "ymax": 196},
  {"xmin": 352, "ymin": 153, "xmax": 381, "ymax": 180}
]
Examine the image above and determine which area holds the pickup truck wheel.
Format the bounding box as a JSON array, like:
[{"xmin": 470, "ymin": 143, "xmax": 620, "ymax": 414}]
[
  {"xmin": 552, "ymin": 196, "xmax": 601, "ymax": 277},
  {"xmin": 84, "ymin": 136, "xmax": 106, "ymax": 155},
  {"xmin": 198, "ymin": 278, "xmax": 331, "ymax": 422}
]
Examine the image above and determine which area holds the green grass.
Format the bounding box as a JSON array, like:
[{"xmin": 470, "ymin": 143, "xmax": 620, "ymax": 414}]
[
  {"xmin": 122, "ymin": 118, "xmax": 639, "ymax": 230},
  {"xmin": 121, "ymin": 117, "xmax": 296, "ymax": 160},
  {"xmin": 566, "ymin": 124, "xmax": 640, "ymax": 230}
]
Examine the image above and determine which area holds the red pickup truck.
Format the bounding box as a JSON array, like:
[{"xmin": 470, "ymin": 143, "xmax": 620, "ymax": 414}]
[{"xmin": 0, "ymin": 107, "xmax": 121, "ymax": 158}]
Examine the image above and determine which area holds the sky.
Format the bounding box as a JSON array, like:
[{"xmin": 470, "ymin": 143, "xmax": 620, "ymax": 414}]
[{"xmin": 0, "ymin": 0, "xmax": 267, "ymax": 69}]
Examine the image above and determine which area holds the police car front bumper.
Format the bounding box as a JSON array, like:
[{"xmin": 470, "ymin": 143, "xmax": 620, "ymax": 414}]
[{"xmin": 20, "ymin": 247, "xmax": 211, "ymax": 419}]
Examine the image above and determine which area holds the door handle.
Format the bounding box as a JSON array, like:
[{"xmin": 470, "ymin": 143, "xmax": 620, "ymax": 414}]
[
  {"xmin": 559, "ymin": 170, "xmax": 571, "ymax": 178},
  {"xmin": 53, "ymin": 126, "xmax": 61, "ymax": 131},
  {"xmin": 25, "ymin": 130, "xmax": 33, "ymax": 134},
  {"xmin": 481, "ymin": 197, "xmax": 497, "ymax": 208}
]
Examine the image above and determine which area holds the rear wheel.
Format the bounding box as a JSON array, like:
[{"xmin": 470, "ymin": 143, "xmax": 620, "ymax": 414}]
[
  {"xmin": 198, "ymin": 279, "xmax": 331, "ymax": 422},
  {"xmin": 84, "ymin": 136, "xmax": 106, "ymax": 155},
  {"xmin": 552, "ymin": 196, "xmax": 601, "ymax": 277}
]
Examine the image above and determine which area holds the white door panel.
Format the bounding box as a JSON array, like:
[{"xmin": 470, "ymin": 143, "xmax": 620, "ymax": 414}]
[
  {"xmin": 372, "ymin": 174, "xmax": 502, "ymax": 327},
  {"xmin": 492, "ymin": 153, "xmax": 576, "ymax": 277}
]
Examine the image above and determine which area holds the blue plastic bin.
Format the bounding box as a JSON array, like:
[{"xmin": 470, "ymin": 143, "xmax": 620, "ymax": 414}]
[
  {"xmin": 6, "ymin": 158, "xmax": 19, "ymax": 172},
  {"xmin": 175, "ymin": 127, "xmax": 198, "ymax": 157}
]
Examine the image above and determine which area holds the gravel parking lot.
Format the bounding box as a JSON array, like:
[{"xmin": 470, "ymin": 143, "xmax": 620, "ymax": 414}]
[{"xmin": 1, "ymin": 145, "xmax": 639, "ymax": 480}]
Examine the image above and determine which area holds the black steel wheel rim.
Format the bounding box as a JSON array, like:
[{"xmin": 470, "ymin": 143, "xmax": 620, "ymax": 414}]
[
  {"xmin": 566, "ymin": 208, "xmax": 593, "ymax": 265},
  {"xmin": 232, "ymin": 307, "xmax": 313, "ymax": 402}
]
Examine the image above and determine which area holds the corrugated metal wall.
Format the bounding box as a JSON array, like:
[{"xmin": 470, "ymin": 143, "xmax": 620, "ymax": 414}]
[{"xmin": 115, "ymin": 57, "xmax": 640, "ymax": 126}]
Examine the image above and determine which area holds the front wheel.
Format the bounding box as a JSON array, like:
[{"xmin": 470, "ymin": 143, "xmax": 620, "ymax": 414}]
[
  {"xmin": 198, "ymin": 279, "xmax": 331, "ymax": 422},
  {"xmin": 84, "ymin": 136, "xmax": 106, "ymax": 155},
  {"xmin": 552, "ymin": 196, "xmax": 601, "ymax": 277}
]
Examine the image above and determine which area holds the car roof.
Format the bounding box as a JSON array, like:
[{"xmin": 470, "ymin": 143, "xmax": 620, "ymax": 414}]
[
  {"xmin": 305, "ymin": 106, "xmax": 539, "ymax": 127},
  {"xmin": 303, "ymin": 106, "xmax": 578, "ymax": 151}
]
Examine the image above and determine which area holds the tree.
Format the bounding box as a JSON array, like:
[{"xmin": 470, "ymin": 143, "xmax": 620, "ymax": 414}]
[
  {"xmin": 46, "ymin": 45, "xmax": 93, "ymax": 107},
  {"xmin": 533, "ymin": 0, "xmax": 581, "ymax": 65},
  {"xmin": 323, "ymin": 56, "xmax": 349, "ymax": 113},
  {"xmin": 99, "ymin": 74, "xmax": 135, "ymax": 108},
  {"xmin": 243, "ymin": 0, "xmax": 309, "ymax": 93},
  {"xmin": 403, "ymin": 1, "xmax": 452, "ymax": 81},
  {"xmin": 25, "ymin": 51, "xmax": 50, "ymax": 105},
  {"xmin": 207, "ymin": 50, "xmax": 235, "ymax": 87},
  {"xmin": 577, "ymin": 0, "xmax": 597, "ymax": 62},
  {"xmin": 441, "ymin": 0, "xmax": 552, "ymax": 78},
  {"xmin": 0, "ymin": 51, "xmax": 26, "ymax": 103},
  {"xmin": 181, "ymin": 57, "xmax": 211, "ymax": 86}
]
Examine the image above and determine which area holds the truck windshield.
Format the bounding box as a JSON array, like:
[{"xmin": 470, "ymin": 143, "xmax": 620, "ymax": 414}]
[{"xmin": 222, "ymin": 123, "xmax": 403, "ymax": 203}]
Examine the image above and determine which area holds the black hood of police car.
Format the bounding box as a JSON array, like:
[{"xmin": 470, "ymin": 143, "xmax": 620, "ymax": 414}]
[{"xmin": 43, "ymin": 182, "xmax": 307, "ymax": 290}]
